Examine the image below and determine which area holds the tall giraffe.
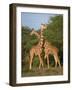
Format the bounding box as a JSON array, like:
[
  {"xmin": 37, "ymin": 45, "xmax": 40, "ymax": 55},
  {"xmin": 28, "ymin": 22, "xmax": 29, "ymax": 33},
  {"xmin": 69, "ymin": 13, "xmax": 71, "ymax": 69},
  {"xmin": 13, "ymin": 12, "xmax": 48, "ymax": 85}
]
[{"xmin": 29, "ymin": 24, "xmax": 47, "ymax": 70}]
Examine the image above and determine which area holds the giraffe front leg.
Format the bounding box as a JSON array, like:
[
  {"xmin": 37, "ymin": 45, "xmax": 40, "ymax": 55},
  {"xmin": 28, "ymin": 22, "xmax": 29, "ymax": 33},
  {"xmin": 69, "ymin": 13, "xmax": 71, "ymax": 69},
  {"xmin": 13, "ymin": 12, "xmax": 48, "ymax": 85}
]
[
  {"xmin": 47, "ymin": 55, "xmax": 49, "ymax": 69},
  {"xmin": 54, "ymin": 54, "xmax": 61, "ymax": 68},
  {"xmin": 39, "ymin": 63, "xmax": 41, "ymax": 69},
  {"xmin": 38, "ymin": 54, "xmax": 44, "ymax": 69}
]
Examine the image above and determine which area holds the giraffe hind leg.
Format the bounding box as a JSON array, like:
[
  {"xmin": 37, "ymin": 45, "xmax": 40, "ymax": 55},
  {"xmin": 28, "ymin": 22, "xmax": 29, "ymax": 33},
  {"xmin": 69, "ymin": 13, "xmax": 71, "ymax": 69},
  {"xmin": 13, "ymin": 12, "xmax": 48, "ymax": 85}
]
[
  {"xmin": 54, "ymin": 54, "xmax": 61, "ymax": 68},
  {"xmin": 57, "ymin": 58, "xmax": 61, "ymax": 68},
  {"xmin": 54, "ymin": 54, "xmax": 58, "ymax": 68}
]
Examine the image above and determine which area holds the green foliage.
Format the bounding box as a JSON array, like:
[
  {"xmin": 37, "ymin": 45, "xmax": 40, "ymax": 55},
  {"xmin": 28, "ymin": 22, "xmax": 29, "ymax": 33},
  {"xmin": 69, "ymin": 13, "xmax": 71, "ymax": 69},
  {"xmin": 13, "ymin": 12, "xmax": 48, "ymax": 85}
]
[{"xmin": 33, "ymin": 56, "xmax": 39, "ymax": 67}]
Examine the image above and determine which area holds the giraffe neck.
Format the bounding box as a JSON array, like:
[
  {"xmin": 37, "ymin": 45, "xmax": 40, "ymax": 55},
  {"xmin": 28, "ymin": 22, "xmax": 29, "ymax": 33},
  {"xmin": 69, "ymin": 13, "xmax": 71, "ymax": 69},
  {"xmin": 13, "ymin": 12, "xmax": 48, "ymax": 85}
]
[{"xmin": 40, "ymin": 28, "xmax": 44, "ymax": 48}]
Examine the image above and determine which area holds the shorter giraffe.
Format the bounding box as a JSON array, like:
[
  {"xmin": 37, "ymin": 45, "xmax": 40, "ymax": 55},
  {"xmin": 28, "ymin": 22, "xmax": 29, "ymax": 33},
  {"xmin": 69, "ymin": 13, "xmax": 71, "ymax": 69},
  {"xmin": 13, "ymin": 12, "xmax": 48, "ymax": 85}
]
[
  {"xmin": 44, "ymin": 40, "xmax": 61, "ymax": 69},
  {"xmin": 29, "ymin": 41, "xmax": 44, "ymax": 70}
]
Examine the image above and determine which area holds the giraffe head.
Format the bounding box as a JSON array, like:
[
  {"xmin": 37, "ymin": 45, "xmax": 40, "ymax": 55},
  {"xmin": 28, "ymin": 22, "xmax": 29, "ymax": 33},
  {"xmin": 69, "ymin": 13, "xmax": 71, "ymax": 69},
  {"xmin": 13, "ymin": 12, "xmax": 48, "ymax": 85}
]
[{"xmin": 40, "ymin": 24, "xmax": 47, "ymax": 31}]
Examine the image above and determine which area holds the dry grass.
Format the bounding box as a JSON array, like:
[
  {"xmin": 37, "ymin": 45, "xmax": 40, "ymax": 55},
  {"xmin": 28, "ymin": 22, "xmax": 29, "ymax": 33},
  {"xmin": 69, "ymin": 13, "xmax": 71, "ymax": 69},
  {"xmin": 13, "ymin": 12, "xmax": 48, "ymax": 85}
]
[{"xmin": 22, "ymin": 66, "xmax": 63, "ymax": 77}]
